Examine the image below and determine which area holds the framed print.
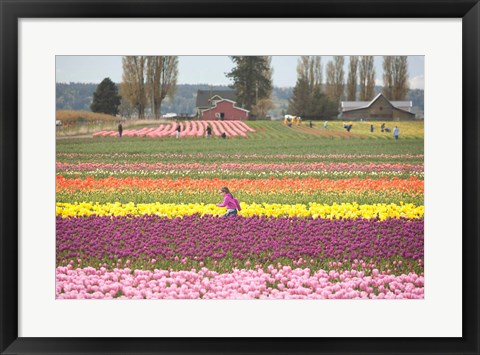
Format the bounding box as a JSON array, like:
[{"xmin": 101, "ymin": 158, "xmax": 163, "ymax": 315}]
[{"xmin": 1, "ymin": 0, "xmax": 479, "ymax": 354}]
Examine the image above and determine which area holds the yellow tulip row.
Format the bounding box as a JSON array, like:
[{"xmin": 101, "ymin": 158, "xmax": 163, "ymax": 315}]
[{"xmin": 56, "ymin": 202, "xmax": 424, "ymax": 220}]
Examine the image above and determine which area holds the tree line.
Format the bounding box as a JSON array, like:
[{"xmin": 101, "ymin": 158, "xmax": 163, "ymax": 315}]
[
  {"xmin": 66, "ymin": 55, "xmax": 414, "ymax": 119},
  {"xmin": 288, "ymin": 56, "xmax": 410, "ymax": 119}
]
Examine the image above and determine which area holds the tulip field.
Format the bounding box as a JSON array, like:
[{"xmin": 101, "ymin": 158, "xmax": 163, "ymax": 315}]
[{"xmin": 56, "ymin": 120, "xmax": 424, "ymax": 299}]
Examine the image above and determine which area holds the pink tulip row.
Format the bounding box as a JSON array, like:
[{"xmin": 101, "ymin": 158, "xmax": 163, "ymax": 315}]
[
  {"xmin": 92, "ymin": 120, "xmax": 255, "ymax": 138},
  {"xmin": 56, "ymin": 265, "xmax": 424, "ymax": 300}
]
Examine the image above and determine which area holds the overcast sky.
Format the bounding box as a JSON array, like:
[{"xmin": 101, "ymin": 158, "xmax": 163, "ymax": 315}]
[{"xmin": 56, "ymin": 55, "xmax": 425, "ymax": 89}]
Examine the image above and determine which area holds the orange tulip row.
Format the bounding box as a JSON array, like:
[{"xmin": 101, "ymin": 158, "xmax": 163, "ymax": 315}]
[{"xmin": 56, "ymin": 175, "xmax": 424, "ymax": 194}]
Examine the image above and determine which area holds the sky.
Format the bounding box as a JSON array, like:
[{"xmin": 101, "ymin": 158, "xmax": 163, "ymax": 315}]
[{"xmin": 56, "ymin": 55, "xmax": 425, "ymax": 89}]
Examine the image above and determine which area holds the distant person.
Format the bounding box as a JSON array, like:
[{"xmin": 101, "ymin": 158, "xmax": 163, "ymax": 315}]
[
  {"xmin": 324, "ymin": 121, "xmax": 328, "ymax": 129},
  {"xmin": 393, "ymin": 126, "xmax": 399, "ymax": 140},
  {"xmin": 309, "ymin": 120, "xmax": 313, "ymax": 128},
  {"xmin": 370, "ymin": 124, "xmax": 374, "ymax": 133},
  {"xmin": 346, "ymin": 124, "xmax": 353, "ymax": 132},
  {"xmin": 381, "ymin": 122, "xmax": 385, "ymax": 132},
  {"xmin": 176, "ymin": 122, "xmax": 181, "ymax": 139},
  {"xmin": 206, "ymin": 126, "xmax": 212, "ymax": 139},
  {"xmin": 216, "ymin": 187, "xmax": 241, "ymax": 217},
  {"xmin": 118, "ymin": 123, "xmax": 123, "ymax": 138},
  {"xmin": 221, "ymin": 132, "xmax": 227, "ymax": 139}
]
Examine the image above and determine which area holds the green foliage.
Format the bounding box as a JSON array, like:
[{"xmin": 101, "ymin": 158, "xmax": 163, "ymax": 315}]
[
  {"xmin": 289, "ymin": 79, "xmax": 338, "ymax": 119},
  {"xmin": 90, "ymin": 78, "xmax": 121, "ymax": 115},
  {"xmin": 226, "ymin": 56, "xmax": 273, "ymax": 111}
]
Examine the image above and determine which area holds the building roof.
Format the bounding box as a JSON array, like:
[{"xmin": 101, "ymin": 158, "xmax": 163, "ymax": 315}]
[
  {"xmin": 341, "ymin": 93, "xmax": 414, "ymax": 115},
  {"xmin": 200, "ymin": 98, "xmax": 250, "ymax": 114},
  {"xmin": 196, "ymin": 90, "xmax": 237, "ymax": 108}
]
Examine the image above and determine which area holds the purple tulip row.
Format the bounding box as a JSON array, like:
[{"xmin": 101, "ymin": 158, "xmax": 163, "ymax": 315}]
[
  {"xmin": 57, "ymin": 215, "xmax": 424, "ymax": 264},
  {"xmin": 56, "ymin": 265, "xmax": 424, "ymax": 299}
]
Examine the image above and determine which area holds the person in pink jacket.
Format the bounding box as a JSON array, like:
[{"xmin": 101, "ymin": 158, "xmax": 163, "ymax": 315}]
[{"xmin": 216, "ymin": 187, "xmax": 242, "ymax": 217}]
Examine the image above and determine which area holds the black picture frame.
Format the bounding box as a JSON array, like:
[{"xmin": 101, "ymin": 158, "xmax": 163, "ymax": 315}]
[{"xmin": 1, "ymin": 1, "xmax": 479, "ymax": 354}]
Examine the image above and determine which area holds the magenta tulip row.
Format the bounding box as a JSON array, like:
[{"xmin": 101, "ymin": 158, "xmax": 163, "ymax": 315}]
[
  {"xmin": 56, "ymin": 215, "xmax": 424, "ymax": 262},
  {"xmin": 56, "ymin": 265, "xmax": 424, "ymax": 299}
]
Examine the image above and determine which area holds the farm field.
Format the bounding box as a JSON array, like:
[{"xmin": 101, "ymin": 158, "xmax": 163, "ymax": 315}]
[{"xmin": 56, "ymin": 120, "xmax": 424, "ymax": 299}]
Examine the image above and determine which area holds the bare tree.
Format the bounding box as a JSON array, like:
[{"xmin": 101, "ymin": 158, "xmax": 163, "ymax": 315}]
[
  {"xmin": 289, "ymin": 56, "xmax": 322, "ymax": 117},
  {"xmin": 382, "ymin": 56, "xmax": 394, "ymax": 99},
  {"xmin": 325, "ymin": 56, "xmax": 345, "ymax": 106},
  {"xmin": 251, "ymin": 98, "xmax": 274, "ymax": 119},
  {"xmin": 382, "ymin": 56, "xmax": 409, "ymax": 100},
  {"xmin": 392, "ymin": 56, "xmax": 409, "ymax": 100},
  {"xmin": 117, "ymin": 89, "xmax": 136, "ymax": 119},
  {"xmin": 121, "ymin": 56, "xmax": 147, "ymax": 119},
  {"xmin": 346, "ymin": 56, "xmax": 359, "ymax": 101},
  {"xmin": 146, "ymin": 56, "xmax": 179, "ymax": 119},
  {"xmin": 325, "ymin": 61, "xmax": 335, "ymax": 100},
  {"xmin": 297, "ymin": 55, "xmax": 322, "ymax": 89},
  {"xmin": 359, "ymin": 56, "xmax": 376, "ymax": 101}
]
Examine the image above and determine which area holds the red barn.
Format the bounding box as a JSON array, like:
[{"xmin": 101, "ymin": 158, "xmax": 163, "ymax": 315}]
[{"xmin": 198, "ymin": 99, "xmax": 249, "ymax": 120}]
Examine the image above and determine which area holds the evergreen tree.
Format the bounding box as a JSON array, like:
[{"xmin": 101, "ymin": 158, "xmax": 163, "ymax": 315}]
[
  {"xmin": 310, "ymin": 86, "xmax": 338, "ymax": 119},
  {"xmin": 226, "ymin": 56, "xmax": 273, "ymax": 111},
  {"xmin": 90, "ymin": 77, "xmax": 121, "ymax": 115},
  {"xmin": 288, "ymin": 76, "xmax": 311, "ymax": 118},
  {"xmin": 289, "ymin": 56, "xmax": 337, "ymax": 119}
]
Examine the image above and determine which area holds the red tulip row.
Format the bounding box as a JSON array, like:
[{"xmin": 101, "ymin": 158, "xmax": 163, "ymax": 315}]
[{"xmin": 92, "ymin": 120, "xmax": 256, "ymax": 138}]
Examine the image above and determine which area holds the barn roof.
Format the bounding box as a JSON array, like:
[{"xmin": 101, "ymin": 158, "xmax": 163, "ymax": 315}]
[
  {"xmin": 341, "ymin": 93, "xmax": 414, "ymax": 115},
  {"xmin": 200, "ymin": 99, "xmax": 250, "ymax": 114},
  {"xmin": 196, "ymin": 90, "xmax": 237, "ymax": 108}
]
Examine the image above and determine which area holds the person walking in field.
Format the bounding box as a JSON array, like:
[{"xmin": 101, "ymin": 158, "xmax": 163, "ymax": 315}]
[
  {"xmin": 324, "ymin": 120, "xmax": 328, "ymax": 129},
  {"xmin": 206, "ymin": 125, "xmax": 212, "ymax": 138},
  {"xmin": 370, "ymin": 124, "xmax": 374, "ymax": 133},
  {"xmin": 393, "ymin": 126, "xmax": 400, "ymax": 140},
  {"xmin": 216, "ymin": 187, "xmax": 241, "ymax": 217},
  {"xmin": 175, "ymin": 122, "xmax": 181, "ymax": 139},
  {"xmin": 118, "ymin": 123, "xmax": 123, "ymax": 138}
]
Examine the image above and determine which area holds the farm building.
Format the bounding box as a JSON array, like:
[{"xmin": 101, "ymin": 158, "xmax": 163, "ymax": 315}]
[
  {"xmin": 340, "ymin": 93, "xmax": 415, "ymax": 121},
  {"xmin": 196, "ymin": 90, "xmax": 250, "ymax": 120}
]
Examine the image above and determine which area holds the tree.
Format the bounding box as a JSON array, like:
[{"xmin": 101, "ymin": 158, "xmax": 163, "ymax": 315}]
[
  {"xmin": 226, "ymin": 56, "xmax": 273, "ymax": 111},
  {"xmin": 90, "ymin": 78, "xmax": 121, "ymax": 115},
  {"xmin": 325, "ymin": 56, "xmax": 345, "ymax": 106},
  {"xmin": 382, "ymin": 56, "xmax": 394, "ymax": 99},
  {"xmin": 146, "ymin": 56, "xmax": 179, "ymax": 119},
  {"xmin": 310, "ymin": 86, "xmax": 338, "ymax": 119},
  {"xmin": 288, "ymin": 76, "xmax": 311, "ymax": 118},
  {"xmin": 289, "ymin": 56, "xmax": 337, "ymax": 119},
  {"xmin": 117, "ymin": 90, "xmax": 136, "ymax": 118},
  {"xmin": 289, "ymin": 56, "xmax": 321, "ymax": 118},
  {"xmin": 251, "ymin": 98, "xmax": 274, "ymax": 119},
  {"xmin": 297, "ymin": 55, "xmax": 322, "ymax": 89},
  {"xmin": 382, "ymin": 56, "xmax": 409, "ymax": 100},
  {"xmin": 359, "ymin": 56, "xmax": 376, "ymax": 101},
  {"xmin": 121, "ymin": 56, "xmax": 147, "ymax": 119},
  {"xmin": 392, "ymin": 56, "xmax": 409, "ymax": 100},
  {"xmin": 346, "ymin": 56, "xmax": 359, "ymax": 101}
]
